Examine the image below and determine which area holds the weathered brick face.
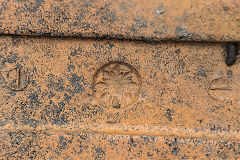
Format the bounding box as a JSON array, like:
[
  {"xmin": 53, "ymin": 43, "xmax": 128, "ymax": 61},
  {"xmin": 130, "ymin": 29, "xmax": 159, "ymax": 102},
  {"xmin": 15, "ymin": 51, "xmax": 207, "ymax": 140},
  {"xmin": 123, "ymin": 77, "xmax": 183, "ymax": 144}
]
[{"xmin": 0, "ymin": 0, "xmax": 240, "ymax": 159}]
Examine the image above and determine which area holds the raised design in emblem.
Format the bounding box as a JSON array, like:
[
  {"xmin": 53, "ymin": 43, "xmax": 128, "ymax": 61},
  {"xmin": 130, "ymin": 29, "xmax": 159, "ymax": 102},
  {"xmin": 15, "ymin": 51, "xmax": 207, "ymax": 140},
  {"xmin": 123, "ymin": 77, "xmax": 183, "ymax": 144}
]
[
  {"xmin": 6, "ymin": 67, "xmax": 29, "ymax": 91},
  {"xmin": 93, "ymin": 62, "xmax": 142, "ymax": 110}
]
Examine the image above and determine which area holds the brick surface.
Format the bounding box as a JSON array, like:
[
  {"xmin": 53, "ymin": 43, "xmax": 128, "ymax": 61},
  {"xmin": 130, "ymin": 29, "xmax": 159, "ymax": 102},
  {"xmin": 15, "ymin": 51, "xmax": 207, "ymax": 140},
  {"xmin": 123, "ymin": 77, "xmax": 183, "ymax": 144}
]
[
  {"xmin": 0, "ymin": 35, "xmax": 240, "ymax": 159},
  {"xmin": 1, "ymin": 131, "xmax": 240, "ymax": 159},
  {"xmin": 0, "ymin": 1, "xmax": 240, "ymax": 159},
  {"xmin": 0, "ymin": 0, "xmax": 239, "ymax": 42}
]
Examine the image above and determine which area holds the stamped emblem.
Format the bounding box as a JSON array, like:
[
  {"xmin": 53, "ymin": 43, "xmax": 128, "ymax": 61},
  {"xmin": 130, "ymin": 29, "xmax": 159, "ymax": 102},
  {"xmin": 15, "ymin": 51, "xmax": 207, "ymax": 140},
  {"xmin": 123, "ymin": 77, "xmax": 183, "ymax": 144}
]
[
  {"xmin": 208, "ymin": 70, "xmax": 239, "ymax": 103},
  {"xmin": 5, "ymin": 67, "xmax": 29, "ymax": 91},
  {"xmin": 93, "ymin": 62, "xmax": 142, "ymax": 110}
]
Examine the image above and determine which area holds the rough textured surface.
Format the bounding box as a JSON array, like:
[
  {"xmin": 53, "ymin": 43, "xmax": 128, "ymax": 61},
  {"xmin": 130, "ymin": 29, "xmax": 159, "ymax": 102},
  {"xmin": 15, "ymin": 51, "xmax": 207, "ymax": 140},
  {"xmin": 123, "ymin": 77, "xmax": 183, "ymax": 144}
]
[
  {"xmin": 0, "ymin": 35, "xmax": 240, "ymax": 159},
  {"xmin": 1, "ymin": 131, "xmax": 240, "ymax": 159},
  {"xmin": 1, "ymin": 1, "xmax": 240, "ymax": 159},
  {"xmin": 0, "ymin": 0, "xmax": 239, "ymax": 42}
]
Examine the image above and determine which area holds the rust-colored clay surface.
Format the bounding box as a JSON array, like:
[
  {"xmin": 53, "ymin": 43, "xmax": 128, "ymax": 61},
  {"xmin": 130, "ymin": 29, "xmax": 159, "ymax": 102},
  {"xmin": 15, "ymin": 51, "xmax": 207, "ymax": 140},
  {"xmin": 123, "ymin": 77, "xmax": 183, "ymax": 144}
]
[
  {"xmin": 0, "ymin": 0, "xmax": 239, "ymax": 42},
  {"xmin": 1, "ymin": 131, "xmax": 240, "ymax": 159},
  {"xmin": 0, "ymin": 35, "xmax": 240, "ymax": 159},
  {"xmin": 0, "ymin": 0, "xmax": 240, "ymax": 159}
]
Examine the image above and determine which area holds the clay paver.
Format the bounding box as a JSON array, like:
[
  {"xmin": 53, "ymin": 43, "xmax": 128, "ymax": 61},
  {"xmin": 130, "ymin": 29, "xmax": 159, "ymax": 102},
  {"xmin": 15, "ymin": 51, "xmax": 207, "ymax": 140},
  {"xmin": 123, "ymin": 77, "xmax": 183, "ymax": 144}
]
[
  {"xmin": 0, "ymin": 0, "xmax": 239, "ymax": 42},
  {"xmin": 0, "ymin": 35, "xmax": 240, "ymax": 159},
  {"xmin": 0, "ymin": 0, "xmax": 240, "ymax": 159},
  {"xmin": 1, "ymin": 131, "xmax": 240, "ymax": 159}
]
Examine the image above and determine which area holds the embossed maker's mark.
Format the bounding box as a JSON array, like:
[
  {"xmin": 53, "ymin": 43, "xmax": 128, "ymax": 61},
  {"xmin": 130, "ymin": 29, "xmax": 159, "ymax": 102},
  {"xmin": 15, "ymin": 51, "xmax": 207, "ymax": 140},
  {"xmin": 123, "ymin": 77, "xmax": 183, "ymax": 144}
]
[
  {"xmin": 6, "ymin": 67, "xmax": 29, "ymax": 91},
  {"xmin": 208, "ymin": 78, "xmax": 234, "ymax": 103},
  {"xmin": 93, "ymin": 62, "xmax": 142, "ymax": 110}
]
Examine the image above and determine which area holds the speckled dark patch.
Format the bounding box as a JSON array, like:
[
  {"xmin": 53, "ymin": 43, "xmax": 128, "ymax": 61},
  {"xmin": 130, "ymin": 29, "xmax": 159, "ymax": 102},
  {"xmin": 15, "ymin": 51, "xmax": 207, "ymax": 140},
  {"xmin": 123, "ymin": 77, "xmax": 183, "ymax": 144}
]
[
  {"xmin": 0, "ymin": 0, "xmax": 238, "ymax": 41},
  {"xmin": 0, "ymin": 35, "xmax": 240, "ymax": 159}
]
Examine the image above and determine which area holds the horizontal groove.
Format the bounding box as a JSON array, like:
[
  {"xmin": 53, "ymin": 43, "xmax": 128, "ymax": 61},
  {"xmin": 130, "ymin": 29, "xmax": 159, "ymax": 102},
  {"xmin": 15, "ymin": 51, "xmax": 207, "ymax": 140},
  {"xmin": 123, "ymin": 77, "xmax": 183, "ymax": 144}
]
[
  {"xmin": 0, "ymin": 0, "xmax": 239, "ymax": 43},
  {"xmin": 1, "ymin": 124, "xmax": 240, "ymax": 141},
  {"xmin": 0, "ymin": 33, "xmax": 234, "ymax": 44}
]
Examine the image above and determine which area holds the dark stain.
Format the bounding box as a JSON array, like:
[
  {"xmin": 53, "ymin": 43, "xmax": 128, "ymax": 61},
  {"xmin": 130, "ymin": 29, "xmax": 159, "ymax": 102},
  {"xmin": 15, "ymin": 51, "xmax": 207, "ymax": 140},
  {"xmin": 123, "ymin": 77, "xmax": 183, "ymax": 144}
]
[
  {"xmin": 47, "ymin": 74, "xmax": 65, "ymax": 92},
  {"xmin": 120, "ymin": 2, "xmax": 127, "ymax": 10},
  {"xmin": 74, "ymin": 134, "xmax": 89, "ymax": 155},
  {"xmin": 210, "ymin": 124, "xmax": 226, "ymax": 132},
  {"xmin": 175, "ymin": 26, "xmax": 193, "ymax": 40},
  {"xmin": 67, "ymin": 64, "xmax": 75, "ymax": 72},
  {"xmin": 69, "ymin": 1, "xmax": 91, "ymax": 30},
  {"xmin": 128, "ymin": 137, "xmax": 137, "ymax": 150},
  {"xmin": 222, "ymin": 4, "xmax": 230, "ymax": 12},
  {"xmin": 23, "ymin": 0, "xmax": 45, "ymax": 13},
  {"xmin": 2, "ymin": 131, "xmax": 37, "ymax": 159},
  {"xmin": 93, "ymin": 42, "xmax": 114, "ymax": 51},
  {"xmin": 147, "ymin": 152, "xmax": 153, "ymax": 157},
  {"xmin": 40, "ymin": 100, "xmax": 69, "ymax": 125},
  {"xmin": 225, "ymin": 42, "xmax": 238, "ymax": 66},
  {"xmin": 0, "ymin": 1, "xmax": 7, "ymax": 15},
  {"xmin": 93, "ymin": 147, "xmax": 106, "ymax": 160},
  {"xmin": 63, "ymin": 93, "xmax": 72, "ymax": 103},
  {"xmin": 165, "ymin": 109, "xmax": 175, "ymax": 121},
  {"xmin": 11, "ymin": 104, "xmax": 40, "ymax": 128},
  {"xmin": 194, "ymin": 66, "xmax": 207, "ymax": 81},
  {"xmin": 172, "ymin": 147, "xmax": 180, "ymax": 155},
  {"xmin": 130, "ymin": 16, "xmax": 147, "ymax": 34},
  {"xmin": 96, "ymin": 5, "xmax": 118, "ymax": 26},
  {"xmin": 154, "ymin": 24, "xmax": 168, "ymax": 35},
  {"xmin": 164, "ymin": 138, "xmax": 180, "ymax": 156},
  {"xmin": 48, "ymin": 91, "xmax": 55, "ymax": 99},
  {"xmin": 68, "ymin": 74, "xmax": 86, "ymax": 94},
  {"xmin": 1, "ymin": 56, "xmax": 18, "ymax": 65},
  {"xmin": 227, "ymin": 70, "xmax": 233, "ymax": 78},
  {"xmin": 153, "ymin": 48, "xmax": 185, "ymax": 77},
  {"xmin": 198, "ymin": 67, "xmax": 207, "ymax": 78},
  {"xmin": 70, "ymin": 47, "xmax": 83, "ymax": 56},
  {"xmin": 52, "ymin": 102, "xmax": 69, "ymax": 125},
  {"xmin": 58, "ymin": 136, "xmax": 72, "ymax": 150},
  {"xmin": 133, "ymin": 17, "xmax": 147, "ymax": 28},
  {"xmin": 28, "ymin": 92, "xmax": 40, "ymax": 106},
  {"xmin": 80, "ymin": 104, "xmax": 101, "ymax": 118},
  {"xmin": 171, "ymin": 97, "xmax": 183, "ymax": 104}
]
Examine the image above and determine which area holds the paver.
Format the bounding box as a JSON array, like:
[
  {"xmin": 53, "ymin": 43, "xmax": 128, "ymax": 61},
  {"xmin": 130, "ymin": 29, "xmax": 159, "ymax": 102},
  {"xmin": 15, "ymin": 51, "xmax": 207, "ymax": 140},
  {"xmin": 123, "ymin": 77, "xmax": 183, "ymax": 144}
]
[
  {"xmin": 0, "ymin": 0, "xmax": 239, "ymax": 41},
  {"xmin": 0, "ymin": 0, "xmax": 240, "ymax": 159}
]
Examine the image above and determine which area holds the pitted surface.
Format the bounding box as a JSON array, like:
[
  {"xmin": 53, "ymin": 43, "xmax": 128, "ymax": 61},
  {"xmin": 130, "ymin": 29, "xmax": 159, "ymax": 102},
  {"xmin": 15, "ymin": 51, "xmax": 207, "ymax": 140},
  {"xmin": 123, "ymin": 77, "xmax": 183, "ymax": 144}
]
[
  {"xmin": 1, "ymin": 131, "xmax": 240, "ymax": 159},
  {"xmin": 0, "ymin": 0, "xmax": 239, "ymax": 42},
  {"xmin": 0, "ymin": 35, "xmax": 240, "ymax": 159}
]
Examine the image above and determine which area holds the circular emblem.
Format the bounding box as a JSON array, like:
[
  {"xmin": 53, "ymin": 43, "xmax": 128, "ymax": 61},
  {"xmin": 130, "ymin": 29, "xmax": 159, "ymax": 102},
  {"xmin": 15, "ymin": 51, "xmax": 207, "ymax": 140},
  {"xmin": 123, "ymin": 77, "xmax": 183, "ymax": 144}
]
[
  {"xmin": 6, "ymin": 67, "xmax": 29, "ymax": 91},
  {"xmin": 93, "ymin": 62, "xmax": 142, "ymax": 110}
]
